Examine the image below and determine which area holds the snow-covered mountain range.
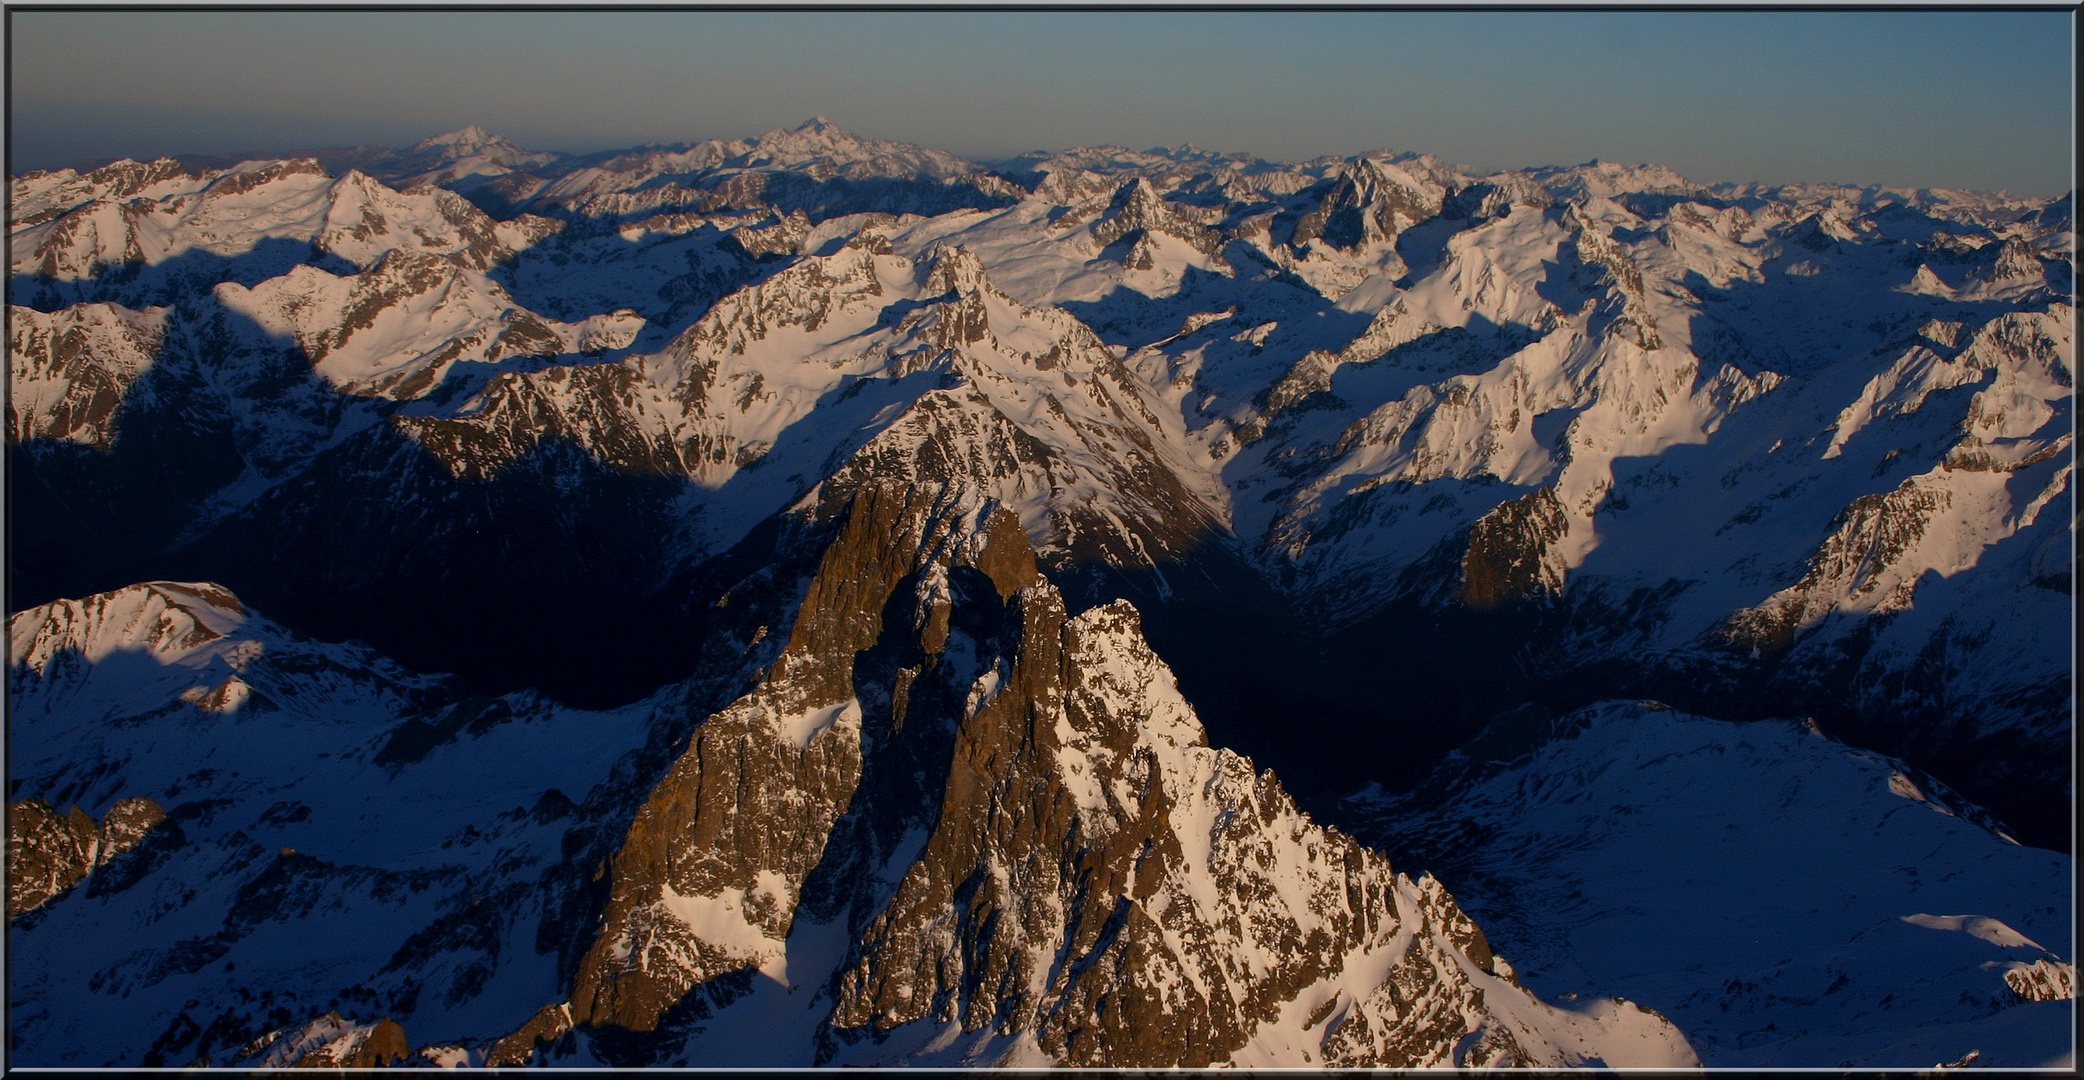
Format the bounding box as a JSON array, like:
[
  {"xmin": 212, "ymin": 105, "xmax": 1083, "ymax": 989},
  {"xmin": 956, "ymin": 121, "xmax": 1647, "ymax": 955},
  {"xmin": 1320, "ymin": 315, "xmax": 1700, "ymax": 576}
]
[{"xmin": 7, "ymin": 119, "xmax": 2073, "ymax": 1067}]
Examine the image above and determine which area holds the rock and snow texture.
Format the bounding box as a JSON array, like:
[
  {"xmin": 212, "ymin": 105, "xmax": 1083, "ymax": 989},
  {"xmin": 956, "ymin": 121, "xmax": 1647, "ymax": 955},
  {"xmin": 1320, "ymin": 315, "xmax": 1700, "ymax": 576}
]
[
  {"xmin": 10, "ymin": 159, "xmax": 514, "ymax": 308},
  {"xmin": 388, "ymin": 239, "xmax": 1220, "ymax": 564},
  {"xmin": 7, "ymin": 120, "xmax": 2074, "ymax": 1067},
  {"xmin": 488, "ymin": 117, "xmax": 1023, "ymax": 223},
  {"xmin": 3, "ymin": 497, "xmax": 1693, "ymax": 1068},
  {"xmin": 5, "ymin": 581, "xmax": 687, "ymax": 1066},
  {"xmin": 216, "ymin": 252, "xmax": 643, "ymax": 400},
  {"xmin": 7, "ymin": 301, "xmax": 168, "ymax": 447},
  {"xmin": 486, "ymin": 485, "xmax": 1694, "ymax": 1068},
  {"xmin": 8, "ymin": 796, "xmax": 165, "ymax": 919},
  {"xmin": 14, "ymin": 126, "xmax": 2067, "ymax": 660},
  {"xmin": 1354, "ymin": 702, "xmax": 2074, "ymax": 1070}
]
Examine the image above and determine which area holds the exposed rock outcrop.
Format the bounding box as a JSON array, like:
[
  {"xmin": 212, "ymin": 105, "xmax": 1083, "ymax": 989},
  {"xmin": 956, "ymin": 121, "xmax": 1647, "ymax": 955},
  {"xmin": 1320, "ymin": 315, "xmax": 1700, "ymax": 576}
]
[
  {"xmin": 497, "ymin": 483, "xmax": 1692, "ymax": 1067},
  {"xmin": 8, "ymin": 796, "xmax": 166, "ymax": 918}
]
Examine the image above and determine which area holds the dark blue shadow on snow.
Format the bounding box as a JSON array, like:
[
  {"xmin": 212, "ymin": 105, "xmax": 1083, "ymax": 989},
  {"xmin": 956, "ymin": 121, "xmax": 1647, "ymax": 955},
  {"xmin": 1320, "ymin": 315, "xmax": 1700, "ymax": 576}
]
[
  {"xmin": 7, "ymin": 263, "xmax": 949, "ymax": 710},
  {"xmin": 10, "ymin": 237, "xmax": 358, "ymax": 312}
]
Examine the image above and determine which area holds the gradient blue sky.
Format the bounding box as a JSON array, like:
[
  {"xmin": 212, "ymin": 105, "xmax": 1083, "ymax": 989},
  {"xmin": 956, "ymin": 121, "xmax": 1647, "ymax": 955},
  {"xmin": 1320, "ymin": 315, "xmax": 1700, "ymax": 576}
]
[{"xmin": 9, "ymin": 9, "xmax": 2074, "ymax": 195}]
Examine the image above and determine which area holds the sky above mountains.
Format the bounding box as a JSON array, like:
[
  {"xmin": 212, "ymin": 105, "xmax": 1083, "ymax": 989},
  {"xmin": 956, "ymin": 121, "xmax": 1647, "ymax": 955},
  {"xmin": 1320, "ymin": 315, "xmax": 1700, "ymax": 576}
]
[{"xmin": 9, "ymin": 9, "xmax": 2074, "ymax": 195}]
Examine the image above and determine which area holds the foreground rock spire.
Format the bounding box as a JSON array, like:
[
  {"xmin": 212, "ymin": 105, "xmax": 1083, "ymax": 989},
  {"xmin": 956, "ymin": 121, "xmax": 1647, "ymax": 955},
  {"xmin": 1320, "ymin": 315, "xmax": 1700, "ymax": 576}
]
[{"xmin": 485, "ymin": 482, "xmax": 1696, "ymax": 1067}]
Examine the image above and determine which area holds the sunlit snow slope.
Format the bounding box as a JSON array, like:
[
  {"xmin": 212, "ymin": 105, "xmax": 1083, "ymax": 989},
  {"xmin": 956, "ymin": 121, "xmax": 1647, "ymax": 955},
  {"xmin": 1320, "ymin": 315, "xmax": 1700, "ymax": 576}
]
[{"xmin": 8, "ymin": 119, "xmax": 2073, "ymax": 1068}]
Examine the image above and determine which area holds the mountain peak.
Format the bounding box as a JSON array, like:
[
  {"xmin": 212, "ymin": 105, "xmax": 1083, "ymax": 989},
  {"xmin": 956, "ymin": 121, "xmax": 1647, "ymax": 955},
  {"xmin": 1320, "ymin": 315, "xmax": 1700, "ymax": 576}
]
[
  {"xmin": 8, "ymin": 113, "xmax": 2070, "ymax": 1071},
  {"xmin": 923, "ymin": 242, "xmax": 995, "ymax": 298},
  {"xmin": 390, "ymin": 125, "xmax": 560, "ymax": 182},
  {"xmin": 413, "ymin": 125, "xmax": 495, "ymax": 151},
  {"xmin": 762, "ymin": 116, "xmax": 856, "ymax": 148},
  {"xmin": 7, "ymin": 581, "xmax": 250, "ymax": 672}
]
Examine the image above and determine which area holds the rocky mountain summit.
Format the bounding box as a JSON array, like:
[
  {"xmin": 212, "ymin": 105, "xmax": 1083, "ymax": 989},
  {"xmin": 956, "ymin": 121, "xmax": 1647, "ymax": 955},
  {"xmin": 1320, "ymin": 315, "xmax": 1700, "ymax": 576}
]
[
  {"xmin": 6, "ymin": 489, "xmax": 1694, "ymax": 1068},
  {"xmin": 8, "ymin": 119, "xmax": 2073, "ymax": 1067}
]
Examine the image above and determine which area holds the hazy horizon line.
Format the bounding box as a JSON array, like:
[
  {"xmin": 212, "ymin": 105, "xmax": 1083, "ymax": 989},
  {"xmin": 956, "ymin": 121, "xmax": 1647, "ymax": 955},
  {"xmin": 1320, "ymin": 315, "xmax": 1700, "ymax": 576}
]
[{"xmin": 12, "ymin": 113, "xmax": 2070, "ymax": 202}]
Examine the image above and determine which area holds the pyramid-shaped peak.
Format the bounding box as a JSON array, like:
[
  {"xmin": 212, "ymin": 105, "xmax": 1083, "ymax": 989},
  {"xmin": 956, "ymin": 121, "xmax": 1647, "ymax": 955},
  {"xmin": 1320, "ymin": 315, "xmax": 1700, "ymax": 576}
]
[
  {"xmin": 1331, "ymin": 156, "xmax": 1389, "ymax": 188},
  {"xmin": 1091, "ymin": 176, "xmax": 1224, "ymax": 254},
  {"xmin": 400, "ymin": 126, "xmax": 559, "ymax": 172},
  {"xmin": 924, "ymin": 243, "xmax": 995, "ymax": 297},
  {"xmin": 332, "ymin": 167, "xmax": 386, "ymax": 190},
  {"xmin": 1985, "ymin": 237, "xmax": 2045, "ymax": 281},
  {"xmin": 1791, "ymin": 210, "xmax": 1857, "ymax": 243},
  {"xmin": 1340, "ymin": 156, "xmax": 1436, "ymax": 193},
  {"xmin": 745, "ymin": 117, "xmax": 881, "ymax": 158},
  {"xmin": 415, "ymin": 125, "xmax": 498, "ymax": 150},
  {"xmin": 768, "ymin": 116, "xmax": 857, "ymax": 145},
  {"xmin": 1109, "ymin": 175, "xmax": 1165, "ymax": 206}
]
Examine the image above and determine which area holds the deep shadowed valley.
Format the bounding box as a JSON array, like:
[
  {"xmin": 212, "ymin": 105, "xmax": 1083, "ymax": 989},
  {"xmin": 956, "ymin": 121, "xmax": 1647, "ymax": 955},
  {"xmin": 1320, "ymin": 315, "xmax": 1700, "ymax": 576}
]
[{"xmin": 8, "ymin": 120, "xmax": 2072, "ymax": 1068}]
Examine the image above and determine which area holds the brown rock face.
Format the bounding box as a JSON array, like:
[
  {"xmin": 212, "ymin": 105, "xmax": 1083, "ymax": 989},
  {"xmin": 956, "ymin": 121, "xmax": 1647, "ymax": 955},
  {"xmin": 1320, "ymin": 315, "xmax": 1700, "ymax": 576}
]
[
  {"xmin": 1090, "ymin": 178, "xmax": 1225, "ymax": 256},
  {"xmin": 484, "ymin": 1004, "xmax": 575, "ymax": 1067},
  {"xmin": 491, "ymin": 481, "xmax": 1639, "ymax": 1067},
  {"xmin": 332, "ymin": 1017, "xmax": 410, "ymax": 1068},
  {"xmin": 566, "ymin": 482, "xmax": 1040, "ymax": 1039},
  {"xmin": 729, "ymin": 209, "xmax": 814, "ymax": 260},
  {"xmin": 7, "ymin": 302, "xmax": 167, "ymax": 449},
  {"xmin": 818, "ymin": 595, "xmax": 1408, "ymax": 1067},
  {"xmin": 1722, "ymin": 478, "xmax": 1953, "ymax": 655},
  {"xmin": 2004, "ymin": 959, "xmax": 2075, "ymax": 1003},
  {"xmin": 1292, "ymin": 158, "xmax": 1439, "ymax": 251},
  {"xmin": 6, "ymin": 802, "xmax": 98, "ymax": 918},
  {"xmin": 1458, "ymin": 487, "xmax": 1569, "ymax": 610},
  {"xmin": 7, "ymin": 796, "xmax": 167, "ymax": 919}
]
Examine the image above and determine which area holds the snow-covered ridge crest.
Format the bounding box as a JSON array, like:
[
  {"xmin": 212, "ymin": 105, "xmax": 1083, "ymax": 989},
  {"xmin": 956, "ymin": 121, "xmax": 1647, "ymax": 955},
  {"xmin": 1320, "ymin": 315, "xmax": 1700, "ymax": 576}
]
[
  {"xmin": 574, "ymin": 116, "xmax": 986, "ymax": 188},
  {"xmin": 10, "ymin": 159, "xmax": 520, "ymax": 308},
  {"xmin": 1723, "ymin": 303, "xmax": 2072, "ymax": 650},
  {"xmin": 510, "ymin": 117, "xmax": 1022, "ymax": 222},
  {"xmin": 4, "ymin": 123, "xmax": 2072, "ymax": 1066},
  {"xmin": 7, "ymin": 300, "xmax": 170, "ymax": 447},
  {"xmin": 10, "ymin": 157, "xmax": 204, "ymax": 229},
  {"xmin": 385, "ymin": 233, "xmax": 1223, "ymax": 570},
  {"xmin": 8, "ymin": 581, "xmax": 248, "ymax": 672},
  {"xmin": 6, "ymin": 580, "xmax": 453, "ymax": 739},
  {"xmin": 215, "ymin": 250, "xmax": 644, "ymax": 399},
  {"xmin": 9, "ymin": 124, "xmax": 2068, "ymax": 713},
  {"xmin": 386, "ymin": 124, "xmax": 566, "ymax": 191},
  {"xmin": 737, "ymin": 116, "xmax": 983, "ymax": 181}
]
